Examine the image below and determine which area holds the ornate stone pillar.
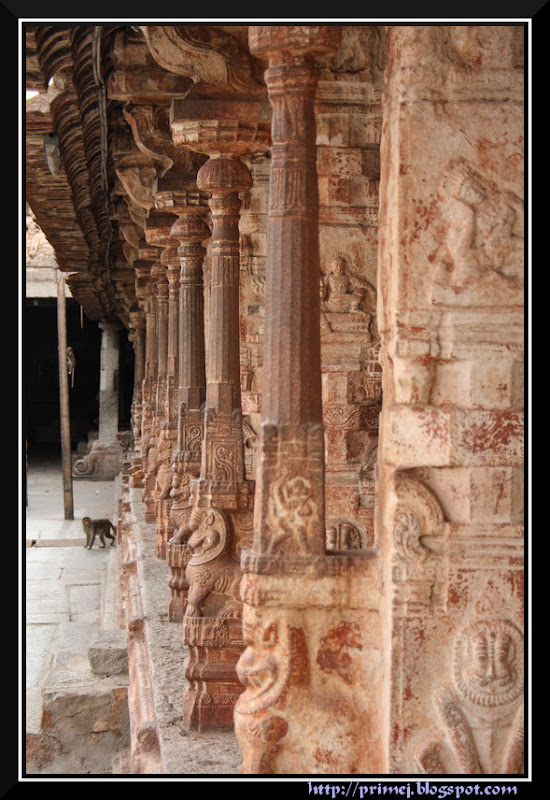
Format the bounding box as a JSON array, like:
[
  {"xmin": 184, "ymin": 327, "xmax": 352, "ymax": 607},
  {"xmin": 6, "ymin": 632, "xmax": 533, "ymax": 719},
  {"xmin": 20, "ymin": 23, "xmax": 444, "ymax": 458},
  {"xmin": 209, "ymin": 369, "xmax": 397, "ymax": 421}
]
[
  {"xmin": 128, "ymin": 260, "xmax": 153, "ymax": 488},
  {"xmin": 169, "ymin": 97, "xmax": 270, "ymax": 730},
  {"xmin": 234, "ymin": 26, "xmax": 385, "ymax": 775},
  {"xmin": 72, "ymin": 320, "xmax": 125, "ymax": 480},
  {"xmin": 154, "ymin": 237, "xmax": 180, "ymax": 558},
  {"xmin": 128, "ymin": 309, "xmax": 146, "ymax": 468},
  {"xmin": 154, "ymin": 181, "xmax": 210, "ymax": 561},
  {"xmin": 141, "ymin": 213, "xmax": 178, "ymax": 525},
  {"xmin": 377, "ymin": 26, "xmax": 524, "ymax": 775},
  {"xmin": 166, "ymin": 189, "xmax": 210, "ymax": 622},
  {"xmin": 140, "ymin": 258, "xmax": 158, "ymax": 498}
]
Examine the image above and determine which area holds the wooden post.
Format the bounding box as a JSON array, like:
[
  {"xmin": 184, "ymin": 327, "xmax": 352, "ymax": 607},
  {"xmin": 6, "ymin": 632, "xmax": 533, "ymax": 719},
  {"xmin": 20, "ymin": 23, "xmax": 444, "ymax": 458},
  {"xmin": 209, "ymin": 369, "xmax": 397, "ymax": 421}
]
[{"xmin": 56, "ymin": 270, "xmax": 74, "ymax": 519}]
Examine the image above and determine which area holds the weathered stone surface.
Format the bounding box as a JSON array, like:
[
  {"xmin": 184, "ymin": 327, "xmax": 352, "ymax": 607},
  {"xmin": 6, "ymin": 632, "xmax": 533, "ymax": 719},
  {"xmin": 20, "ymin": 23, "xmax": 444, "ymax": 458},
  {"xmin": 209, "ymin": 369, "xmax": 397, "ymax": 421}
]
[
  {"xmin": 89, "ymin": 630, "xmax": 129, "ymax": 676},
  {"xmin": 377, "ymin": 24, "xmax": 524, "ymax": 775}
]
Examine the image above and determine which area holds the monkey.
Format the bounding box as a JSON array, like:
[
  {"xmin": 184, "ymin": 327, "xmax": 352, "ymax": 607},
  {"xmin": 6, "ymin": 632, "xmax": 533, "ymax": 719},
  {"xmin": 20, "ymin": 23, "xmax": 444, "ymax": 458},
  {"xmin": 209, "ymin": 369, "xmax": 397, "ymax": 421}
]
[{"xmin": 82, "ymin": 517, "xmax": 117, "ymax": 549}]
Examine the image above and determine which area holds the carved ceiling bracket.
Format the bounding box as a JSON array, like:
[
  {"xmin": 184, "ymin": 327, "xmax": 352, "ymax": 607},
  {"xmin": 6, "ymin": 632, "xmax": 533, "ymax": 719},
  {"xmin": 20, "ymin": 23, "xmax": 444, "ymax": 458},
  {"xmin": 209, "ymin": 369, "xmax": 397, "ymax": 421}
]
[{"xmin": 140, "ymin": 25, "xmax": 267, "ymax": 100}]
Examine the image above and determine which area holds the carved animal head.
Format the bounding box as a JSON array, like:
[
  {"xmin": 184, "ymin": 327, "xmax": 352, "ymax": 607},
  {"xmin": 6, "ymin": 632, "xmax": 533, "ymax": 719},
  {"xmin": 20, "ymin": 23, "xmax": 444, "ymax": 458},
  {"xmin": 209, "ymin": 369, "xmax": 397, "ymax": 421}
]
[{"xmin": 187, "ymin": 508, "xmax": 230, "ymax": 565}]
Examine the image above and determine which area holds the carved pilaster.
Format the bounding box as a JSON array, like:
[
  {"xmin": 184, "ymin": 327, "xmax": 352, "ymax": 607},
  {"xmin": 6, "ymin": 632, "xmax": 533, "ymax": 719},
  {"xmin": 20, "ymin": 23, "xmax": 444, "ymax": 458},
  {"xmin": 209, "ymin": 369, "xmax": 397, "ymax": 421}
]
[
  {"xmin": 234, "ymin": 26, "xmax": 386, "ymax": 775},
  {"xmin": 378, "ymin": 25, "xmax": 525, "ymax": 775}
]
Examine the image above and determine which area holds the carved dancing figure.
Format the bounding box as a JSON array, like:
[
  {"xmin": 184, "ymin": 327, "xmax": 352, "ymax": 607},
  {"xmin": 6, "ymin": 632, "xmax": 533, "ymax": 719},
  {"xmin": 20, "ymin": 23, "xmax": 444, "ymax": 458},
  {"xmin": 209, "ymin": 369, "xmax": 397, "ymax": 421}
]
[{"xmin": 441, "ymin": 159, "xmax": 524, "ymax": 284}]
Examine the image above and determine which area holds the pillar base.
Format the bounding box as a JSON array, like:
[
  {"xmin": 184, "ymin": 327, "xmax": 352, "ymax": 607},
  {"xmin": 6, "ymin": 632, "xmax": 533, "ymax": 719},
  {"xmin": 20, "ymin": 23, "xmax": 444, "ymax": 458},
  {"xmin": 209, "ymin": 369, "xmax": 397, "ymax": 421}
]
[
  {"xmin": 72, "ymin": 441, "xmax": 124, "ymax": 481},
  {"xmin": 166, "ymin": 541, "xmax": 190, "ymax": 623},
  {"xmin": 182, "ymin": 616, "xmax": 245, "ymax": 731}
]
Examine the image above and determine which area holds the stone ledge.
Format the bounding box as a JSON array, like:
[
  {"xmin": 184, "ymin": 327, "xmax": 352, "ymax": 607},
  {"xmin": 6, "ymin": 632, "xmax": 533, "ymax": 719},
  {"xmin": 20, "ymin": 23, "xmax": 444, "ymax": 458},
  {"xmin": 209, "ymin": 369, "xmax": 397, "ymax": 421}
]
[{"xmin": 89, "ymin": 629, "xmax": 128, "ymax": 676}]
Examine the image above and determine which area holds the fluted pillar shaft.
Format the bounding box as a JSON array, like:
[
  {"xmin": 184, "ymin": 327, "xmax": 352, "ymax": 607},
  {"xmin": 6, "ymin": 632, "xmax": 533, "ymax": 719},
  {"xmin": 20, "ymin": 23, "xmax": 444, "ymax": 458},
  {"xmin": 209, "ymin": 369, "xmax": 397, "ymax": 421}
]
[{"xmin": 197, "ymin": 156, "xmax": 252, "ymax": 484}]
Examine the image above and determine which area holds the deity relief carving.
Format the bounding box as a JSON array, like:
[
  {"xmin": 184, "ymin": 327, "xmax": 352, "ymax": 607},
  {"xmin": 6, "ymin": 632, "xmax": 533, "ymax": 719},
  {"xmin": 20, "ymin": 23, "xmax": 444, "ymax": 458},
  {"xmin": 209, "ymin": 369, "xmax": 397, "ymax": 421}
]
[
  {"xmin": 331, "ymin": 25, "xmax": 385, "ymax": 78},
  {"xmin": 416, "ymin": 616, "xmax": 524, "ymax": 774},
  {"xmin": 321, "ymin": 253, "xmax": 377, "ymax": 314},
  {"xmin": 437, "ymin": 158, "xmax": 523, "ymax": 287},
  {"xmin": 265, "ymin": 475, "xmax": 317, "ymax": 555},
  {"xmin": 168, "ymin": 507, "xmax": 241, "ymax": 618},
  {"xmin": 390, "ymin": 471, "xmax": 449, "ymax": 614}
]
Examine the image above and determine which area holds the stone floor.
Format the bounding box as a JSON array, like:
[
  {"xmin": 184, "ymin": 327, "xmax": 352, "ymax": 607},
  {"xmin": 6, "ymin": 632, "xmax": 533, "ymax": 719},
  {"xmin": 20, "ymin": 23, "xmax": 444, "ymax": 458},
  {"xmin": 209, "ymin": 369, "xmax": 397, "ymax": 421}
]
[
  {"xmin": 24, "ymin": 445, "xmax": 128, "ymax": 775},
  {"xmin": 23, "ymin": 445, "xmax": 244, "ymax": 780}
]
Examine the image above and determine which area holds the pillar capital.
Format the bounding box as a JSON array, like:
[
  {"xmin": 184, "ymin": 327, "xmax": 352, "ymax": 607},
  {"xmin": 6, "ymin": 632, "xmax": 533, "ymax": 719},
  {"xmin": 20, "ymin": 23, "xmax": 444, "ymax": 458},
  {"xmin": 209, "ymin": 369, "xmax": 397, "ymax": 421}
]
[
  {"xmin": 145, "ymin": 210, "xmax": 179, "ymax": 249},
  {"xmin": 249, "ymin": 25, "xmax": 342, "ymax": 62},
  {"xmin": 98, "ymin": 320, "xmax": 123, "ymax": 333},
  {"xmin": 171, "ymin": 97, "xmax": 271, "ymax": 158},
  {"xmin": 196, "ymin": 153, "xmax": 253, "ymax": 195}
]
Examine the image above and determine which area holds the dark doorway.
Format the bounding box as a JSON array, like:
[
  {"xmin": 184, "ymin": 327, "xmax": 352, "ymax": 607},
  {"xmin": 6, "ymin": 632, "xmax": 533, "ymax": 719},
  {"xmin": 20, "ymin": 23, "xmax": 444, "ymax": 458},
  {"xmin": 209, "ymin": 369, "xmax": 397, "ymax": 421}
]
[
  {"xmin": 24, "ymin": 298, "xmax": 135, "ymax": 462},
  {"xmin": 24, "ymin": 298, "xmax": 101, "ymax": 460}
]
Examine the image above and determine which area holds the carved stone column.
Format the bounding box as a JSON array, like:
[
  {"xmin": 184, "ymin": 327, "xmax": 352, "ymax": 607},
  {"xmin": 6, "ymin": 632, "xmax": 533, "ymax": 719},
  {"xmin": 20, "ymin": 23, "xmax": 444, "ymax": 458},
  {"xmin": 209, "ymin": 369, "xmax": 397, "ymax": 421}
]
[
  {"xmin": 141, "ymin": 213, "xmax": 175, "ymax": 522},
  {"xmin": 128, "ymin": 260, "xmax": 153, "ymax": 488},
  {"xmin": 128, "ymin": 309, "xmax": 146, "ymax": 472},
  {"xmin": 140, "ymin": 258, "xmax": 159, "ymax": 499},
  {"xmin": 166, "ymin": 189, "xmax": 210, "ymax": 622},
  {"xmin": 169, "ymin": 97, "xmax": 270, "ymax": 730},
  {"xmin": 72, "ymin": 320, "xmax": 124, "ymax": 480},
  {"xmin": 233, "ymin": 26, "xmax": 385, "ymax": 775},
  {"xmin": 154, "ymin": 237, "xmax": 180, "ymax": 558}
]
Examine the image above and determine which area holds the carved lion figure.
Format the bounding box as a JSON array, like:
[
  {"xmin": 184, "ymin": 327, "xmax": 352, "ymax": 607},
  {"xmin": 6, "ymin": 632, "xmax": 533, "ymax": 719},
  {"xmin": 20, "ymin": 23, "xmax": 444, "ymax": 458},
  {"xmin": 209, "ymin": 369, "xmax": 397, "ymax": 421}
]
[{"xmin": 169, "ymin": 506, "xmax": 241, "ymax": 618}]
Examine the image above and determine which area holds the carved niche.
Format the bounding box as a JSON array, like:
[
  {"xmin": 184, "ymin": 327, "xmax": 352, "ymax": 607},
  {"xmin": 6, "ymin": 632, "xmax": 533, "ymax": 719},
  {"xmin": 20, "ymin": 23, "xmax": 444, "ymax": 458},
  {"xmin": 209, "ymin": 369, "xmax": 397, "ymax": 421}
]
[{"xmin": 390, "ymin": 471, "xmax": 449, "ymax": 615}]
